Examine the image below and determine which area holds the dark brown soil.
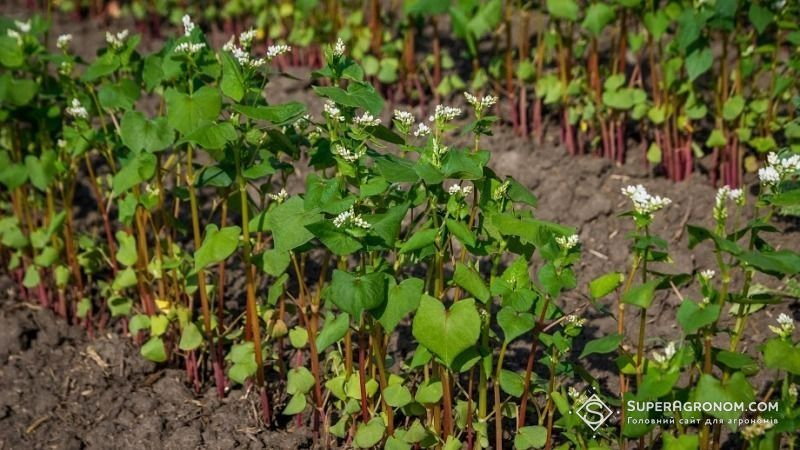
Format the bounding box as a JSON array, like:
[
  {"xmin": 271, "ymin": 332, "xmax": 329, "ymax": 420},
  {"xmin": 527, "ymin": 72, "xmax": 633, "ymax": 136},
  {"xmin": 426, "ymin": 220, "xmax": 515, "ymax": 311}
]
[{"xmin": 1, "ymin": 5, "xmax": 799, "ymax": 450}]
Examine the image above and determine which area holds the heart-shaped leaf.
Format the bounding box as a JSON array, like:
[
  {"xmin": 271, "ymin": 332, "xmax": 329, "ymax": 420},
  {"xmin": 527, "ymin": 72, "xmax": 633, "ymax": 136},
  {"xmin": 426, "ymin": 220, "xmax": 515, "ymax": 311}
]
[
  {"xmin": 328, "ymin": 270, "xmax": 386, "ymax": 318},
  {"xmin": 412, "ymin": 295, "xmax": 481, "ymax": 369}
]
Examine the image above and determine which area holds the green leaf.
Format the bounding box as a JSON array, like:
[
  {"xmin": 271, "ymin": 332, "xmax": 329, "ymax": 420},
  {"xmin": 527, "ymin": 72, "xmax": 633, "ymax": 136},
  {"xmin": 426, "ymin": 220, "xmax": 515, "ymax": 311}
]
[
  {"xmin": 676, "ymin": 300, "xmax": 720, "ymax": 333},
  {"xmin": 415, "ymin": 378, "xmax": 443, "ymax": 404},
  {"xmin": 249, "ymin": 196, "xmax": 321, "ymax": 251},
  {"xmin": 547, "ymin": 0, "xmax": 578, "ymax": 21},
  {"xmin": 375, "ymin": 277, "xmax": 423, "ymax": 332},
  {"xmin": 497, "ymin": 306, "xmax": 535, "ymax": 343},
  {"xmin": 306, "ymin": 220, "xmax": 362, "ymax": 255},
  {"xmin": 399, "ymin": 228, "xmax": 437, "ymax": 253},
  {"xmin": 233, "ymin": 102, "xmax": 307, "ymax": 124},
  {"xmin": 25, "ymin": 152, "xmax": 57, "ymax": 192},
  {"xmin": 582, "ymin": 3, "xmax": 616, "ymax": 36},
  {"xmin": 685, "ymin": 47, "xmax": 713, "ymax": 82},
  {"xmin": 384, "ymin": 384, "xmax": 413, "ymax": 408},
  {"xmin": 115, "ymin": 231, "xmax": 138, "ymax": 267},
  {"xmin": 663, "ymin": 434, "xmax": 699, "ymax": 450},
  {"xmin": 446, "ymin": 219, "xmax": 476, "ymax": 247},
  {"xmin": 220, "ymin": 51, "xmax": 245, "ymax": 101},
  {"xmin": 98, "ymin": 79, "xmax": 140, "ymax": 110},
  {"xmin": 646, "ymin": 143, "xmax": 662, "ymax": 164},
  {"xmin": 328, "ymin": 270, "xmax": 386, "ymax": 317},
  {"xmin": 763, "ymin": 339, "xmax": 800, "ymax": 375},
  {"xmin": 622, "ymin": 279, "xmax": 660, "ymax": 309},
  {"xmin": 354, "ymin": 418, "xmax": 386, "ymax": 448},
  {"xmin": 515, "ymin": 426, "xmax": 547, "ymax": 449},
  {"xmin": 194, "ymin": 224, "xmax": 241, "ymax": 271},
  {"xmin": 589, "ymin": 272, "xmax": 623, "ymax": 299},
  {"xmin": 183, "ymin": 122, "xmax": 237, "ymax": 150},
  {"xmin": 260, "ymin": 248, "xmax": 290, "ymax": 276},
  {"xmin": 165, "ymin": 86, "xmax": 222, "ymax": 135},
  {"xmin": 722, "ymin": 95, "xmax": 744, "ymax": 121},
  {"xmin": 129, "ymin": 314, "xmax": 151, "ymax": 333},
  {"xmin": 315, "ymin": 313, "xmax": 350, "ymax": 351},
  {"xmin": 453, "ymin": 263, "xmax": 490, "ymax": 303},
  {"xmin": 580, "ymin": 334, "xmax": 623, "ymax": 358},
  {"xmin": 179, "ymin": 322, "xmax": 203, "ymax": 350},
  {"xmin": 120, "ymin": 111, "xmax": 174, "ymax": 152},
  {"xmin": 748, "ymin": 4, "xmax": 772, "ymax": 34},
  {"xmin": 412, "ymin": 295, "xmax": 481, "ymax": 369},
  {"xmin": 287, "ymin": 366, "xmax": 316, "ymax": 395},
  {"xmin": 141, "ymin": 337, "xmax": 168, "ymax": 362},
  {"xmin": 705, "ymin": 129, "xmax": 726, "ymax": 148},
  {"xmin": 313, "ymin": 82, "xmax": 384, "ymax": 116},
  {"xmin": 111, "ymin": 151, "xmax": 157, "ymax": 195},
  {"xmin": 0, "ymin": 36, "xmax": 24, "ymax": 68},
  {"xmin": 282, "ymin": 393, "xmax": 307, "ymax": 415},
  {"xmin": 738, "ymin": 250, "xmax": 800, "ymax": 276},
  {"xmin": 691, "ymin": 373, "xmax": 754, "ymax": 422}
]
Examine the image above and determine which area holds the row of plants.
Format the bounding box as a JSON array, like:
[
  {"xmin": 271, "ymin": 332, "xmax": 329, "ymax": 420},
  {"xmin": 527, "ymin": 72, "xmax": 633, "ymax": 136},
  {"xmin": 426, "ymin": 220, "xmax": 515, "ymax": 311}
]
[
  {"xmin": 1, "ymin": 14, "xmax": 799, "ymax": 449},
  {"xmin": 36, "ymin": 0, "xmax": 800, "ymax": 187}
]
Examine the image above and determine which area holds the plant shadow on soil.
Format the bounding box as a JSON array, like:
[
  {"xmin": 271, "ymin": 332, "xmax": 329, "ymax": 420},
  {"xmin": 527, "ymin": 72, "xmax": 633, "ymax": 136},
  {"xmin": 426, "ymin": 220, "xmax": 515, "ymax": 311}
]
[{"xmin": 1, "ymin": 5, "xmax": 799, "ymax": 449}]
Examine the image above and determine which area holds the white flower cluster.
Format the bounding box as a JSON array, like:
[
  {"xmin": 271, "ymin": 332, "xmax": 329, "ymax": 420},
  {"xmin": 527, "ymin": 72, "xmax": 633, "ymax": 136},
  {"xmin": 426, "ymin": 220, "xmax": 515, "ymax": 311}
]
[
  {"xmin": 741, "ymin": 420, "xmax": 774, "ymax": 440},
  {"xmin": 565, "ymin": 315, "xmax": 586, "ymax": 327},
  {"xmin": 713, "ymin": 185, "xmax": 744, "ymax": 222},
  {"xmin": 651, "ymin": 341, "xmax": 676, "ymax": 365},
  {"xmin": 105, "ymin": 29, "xmax": 130, "ymax": 49},
  {"xmin": 621, "ymin": 184, "xmax": 672, "ymax": 216},
  {"xmin": 354, "ymin": 112, "xmax": 381, "ymax": 127},
  {"xmin": 334, "ymin": 144, "xmax": 365, "ymax": 162},
  {"xmin": 268, "ymin": 189, "xmax": 289, "ymax": 203},
  {"xmin": 174, "ymin": 42, "xmax": 206, "ymax": 55},
  {"xmin": 448, "ymin": 184, "xmax": 473, "ymax": 197},
  {"xmin": 429, "ymin": 104, "xmax": 462, "ymax": 123},
  {"xmin": 413, "ymin": 122, "xmax": 431, "ymax": 137},
  {"xmin": 333, "ymin": 207, "xmax": 370, "ymax": 229},
  {"xmin": 324, "ymin": 100, "xmax": 345, "ymax": 122},
  {"xmin": 699, "ymin": 269, "xmax": 715, "ymax": 280},
  {"xmin": 66, "ymin": 98, "xmax": 88, "ymax": 119},
  {"xmin": 555, "ymin": 234, "xmax": 580, "ymax": 250},
  {"xmin": 769, "ymin": 313, "xmax": 796, "ymax": 338},
  {"xmin": 789, "ymin": 384, "xmax": 798, "ymax": 402},
  {"xmin": 14, "ymin": 20, "xmax": 31, "ymax": 33},
  {"xmin": 464, "ymin": 92, "xmax": 497, "ymax": 115},
  {"xmin": 239, "ymin": 29, "xmax": 257, "ymax": 48},
  {"xmin": 568, "ymin": 387, "xmax": 589, "ymax": 405},
  {"xmin": 758, "ymin": 152, "xmax": 800, "ymax": 186},
  {"xmin": 181, "ymin": 14, "xmax": 195, "ymax": 37},
  {"xmin": 56, "ymin": 34, "xmax": 73, "ymax": 51},
  {"xmin": 266, "ymin": 44, "xmax": 291, "ymax": 60},
  {"xmin": 492, "ymin": 180, "xmax": 510, "ymax": 201},
  {"xmin": 7, "ymin": 29, "xmax": 22, "ymax": 44},
  {"xmin": 333, "ymin": 38, "xmax": 346, "ymax": 57},
  {"xmin": 393, "ymin": 110, "xmax": 415, "ymax": 128}
]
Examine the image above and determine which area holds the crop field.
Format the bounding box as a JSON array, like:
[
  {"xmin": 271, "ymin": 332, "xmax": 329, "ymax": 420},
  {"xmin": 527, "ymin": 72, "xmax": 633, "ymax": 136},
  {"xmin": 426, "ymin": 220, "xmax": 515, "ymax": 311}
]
[{"xmin": 0, "ymin": 1, "xmax": 798, "ymax": 449}]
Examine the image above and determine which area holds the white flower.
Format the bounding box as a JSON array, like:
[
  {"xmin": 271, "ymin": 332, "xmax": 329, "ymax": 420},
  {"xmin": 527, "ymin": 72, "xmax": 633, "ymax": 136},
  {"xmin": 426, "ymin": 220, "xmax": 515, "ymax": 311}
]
[
  {"xmin": 448, "ymin": 184, "xmax": 473, "ymax": 197},
  {"xmin": 758, "ymin": 166, "xmax": 780, "ymax": 185},
  {"xmin": 334, "ymin": 144, "xmax": 365, "ymax": 163},
  {"xmin": 354, "ymin": 112, "xmax": 381, "ymax": 127},
  {"xmin": 58, "ymin": 61, "xmax": 73, "ymax": 76},
  {"xmin": 239, "ymin": 29, "xmax": 257, "ymax": 48},
  {"xmin": 741, "ymin": 420, "xmax": 774, "ymax": 440},
  {"xmin": 333, "ymin": 207, "xmax": 370, "ymax": 229},
  {"xmin": 333, "ymin": 38, "xmax": 345, "ymax": 57},
  {"xmin": 493, "ymin": 180, "xmax": 510, "ymax": 201},
  {"xmin": 729, "ymin": 188, "xmax": 744, "ymax": 204},
  {"xmin": 105, "ymin": 29, "xmax": 129, "ymax": 48},
  {"xmin": 429, "ymin": 104, "xmax": 462, "ymax": 123},
  {"xmin": 789, "ymin": 384, "xmax": 798, "ymax": 401},
  {"xmin": 555, "ymin": 234, "xmax": 580, "ymax": 250},
  {"xmin": 14, "ymin": 20, "xmax": 31, "ymax": 33},
  {"xmin": 181, "ymin": 14, "xmax": 195, "ymax": 37},
  {"xmin": 324, "ymin": 101, "xmax": 345, "ymax": 122},
  {"xmin": 394, "ymin": 110, "xmax": 415, "ymax": 128},
  {"xmin": 56, "ymin": 34, "xmax": 73, "ymax": 51},
  {"xmin": 568, "ymin": 387, "xmax": 589, "ymax": 405},
  {"xmin": 565, "ymin": 315, "xmax": 586, "ymax": 327},
  {"xmin": 769, "ymin": 313, "xmax": 795, "ymax": 338},
  {"xmin": 174, "ymin": 42, "xmax": 206, "ymax": 55},
  {"xmin": 700, "ymin": 269, "xmax": 715, "ymax": 280},
  {"xmin": 464, "ymin": 92, "xmax": 498, "ymax": 115},
  {"xmin": 651, "ymin": 342, "xmax": 676, "ymax": 365},
  {"xmin": 66, "ymin": 98, "xmax": 88, "ymax": 119},
  {"xmin": 268, "ymin": 189, "xmax": 289, "ymax": 203},
  {"xmin": 621, "ymin": 184, "xmax": 672, "ymax": 216},
  {"xmin": 413, "ymin": 122, "xmax": 431, "ymax": 137},
  {"xmin": 7, "ymin": 29, "xmax": 21, "ymax": 44},
  {"xmin": 266, "ymin": 44, "xmax": 291, "ymax": 60},
  {"xmin": 759, "ymin": 152, "xmax": 800, "ymax": 186}
]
